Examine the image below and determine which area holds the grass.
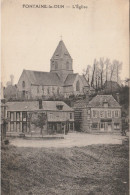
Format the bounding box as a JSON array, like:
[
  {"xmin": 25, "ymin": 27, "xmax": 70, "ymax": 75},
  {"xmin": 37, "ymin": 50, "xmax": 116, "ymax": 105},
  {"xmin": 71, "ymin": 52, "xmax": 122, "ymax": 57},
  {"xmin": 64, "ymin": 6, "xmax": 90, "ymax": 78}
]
[{"xmin": 1, "ymin": 142, "xmax": 129, "ymax": 195}]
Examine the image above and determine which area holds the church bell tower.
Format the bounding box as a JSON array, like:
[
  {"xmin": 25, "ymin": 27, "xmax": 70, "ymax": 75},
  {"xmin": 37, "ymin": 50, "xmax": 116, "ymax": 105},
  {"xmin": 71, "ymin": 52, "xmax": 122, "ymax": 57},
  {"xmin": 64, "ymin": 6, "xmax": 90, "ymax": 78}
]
[{"xmin": 50, "ymin": 40, "xmax": 73, "ymax": 82}]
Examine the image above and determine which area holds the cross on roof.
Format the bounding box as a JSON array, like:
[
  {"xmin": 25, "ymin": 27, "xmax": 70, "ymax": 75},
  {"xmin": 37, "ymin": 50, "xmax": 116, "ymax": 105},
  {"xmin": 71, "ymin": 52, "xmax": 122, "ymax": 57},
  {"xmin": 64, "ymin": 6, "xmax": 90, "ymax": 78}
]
[{"xmin": 60, "ymin": 35, "xmax": 62, "ymax": 40}]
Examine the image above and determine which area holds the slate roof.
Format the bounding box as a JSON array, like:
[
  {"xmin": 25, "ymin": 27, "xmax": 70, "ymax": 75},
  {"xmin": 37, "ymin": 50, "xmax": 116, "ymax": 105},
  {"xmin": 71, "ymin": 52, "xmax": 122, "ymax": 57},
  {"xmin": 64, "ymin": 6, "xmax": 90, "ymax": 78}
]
[
  {"xmin": 88, "ymin": 95, "xmax": 121, "ymax": 108},
  {"xmin": 79, "ymin": 75, "xmax": 89, "ymax": 87},
  {"xmin": 64, "ymin": 74, "xmax": 78, "ymax": 86},
  {"xmin": 103, "ymin": 81, "xmax": 121, "ymax": 91},
  {"xmin": 6, "ymin": 101, "xmax": 73, "ymax": 112},
  {"xmin": 24, "ymin": 70, "xmax": 61, "ymax": 86},
  {"xmin": 51, "ymin": 40, "xmax": 72, "ymax": 60},
  {"xmin": 64, "ymin": 74, "xmax": 89, "ymax": 87}
]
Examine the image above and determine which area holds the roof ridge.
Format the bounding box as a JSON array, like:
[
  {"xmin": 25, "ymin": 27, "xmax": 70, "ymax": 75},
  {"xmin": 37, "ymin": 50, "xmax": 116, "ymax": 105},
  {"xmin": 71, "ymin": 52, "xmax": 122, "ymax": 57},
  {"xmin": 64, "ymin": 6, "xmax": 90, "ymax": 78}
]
[{"xmin": 25, "ymin": 70, "xmax": 54, "ymax": 74}]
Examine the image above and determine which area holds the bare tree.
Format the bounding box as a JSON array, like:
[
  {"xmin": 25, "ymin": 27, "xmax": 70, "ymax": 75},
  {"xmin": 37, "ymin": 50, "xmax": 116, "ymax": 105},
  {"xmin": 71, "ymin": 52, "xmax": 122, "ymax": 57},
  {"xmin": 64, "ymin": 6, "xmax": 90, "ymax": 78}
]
[
  {"xmin": 99, "ymin": 58, "xmax": 105, "ymax": 89},
  {"xmin": 91, "ymin": 59, "xmax": 96, "ymax": 88},
  {"xmin": 104, "ymin": 58, "xmax": 110, "ymax": 83},
  {"xmin": 83, "ymin": 65, "xmax": 91, "ymax": 85}
]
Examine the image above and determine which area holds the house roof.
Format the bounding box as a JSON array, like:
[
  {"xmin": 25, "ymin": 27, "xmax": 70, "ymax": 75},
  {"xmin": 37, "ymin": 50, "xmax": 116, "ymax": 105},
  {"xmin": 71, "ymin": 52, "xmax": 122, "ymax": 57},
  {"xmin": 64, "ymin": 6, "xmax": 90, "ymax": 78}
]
[
  {"xmin": 6, "ymin": 101, "xmax": 73, "ymax": 112},
  {"xmin": 51, "ymin": 40, "xmax": 72, "ymax": 60},
  {"xmin": 104, "ymin": 81, "xmax": 121, "ymax": 90},
  {"xmin": 87, "ymin": 95, "xmax": 121, "ymax": 108},
  {"xmin": 64, "ymin": 74, "xmax": 78, "ymax": 86},
  {"xmin": 24, "ymin": 70, "xmax": 61, "ymax": 86}
]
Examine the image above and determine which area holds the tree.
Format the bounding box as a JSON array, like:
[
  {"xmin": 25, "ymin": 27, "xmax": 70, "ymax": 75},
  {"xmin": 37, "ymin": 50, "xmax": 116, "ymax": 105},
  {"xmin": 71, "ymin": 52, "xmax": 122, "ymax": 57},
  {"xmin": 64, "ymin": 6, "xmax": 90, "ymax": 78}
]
[
  {"xmin": 83, "ymin": 65, "xmax": 91, "ymax": 84},
  {"xmin": 91, "ymin": 59, "xmax": 96, "ymax": 88},
  {"xmin": 83, "ymin": 57, "xmax": 122, "ymax": 92},
  {"xmin": 31, "ymin": 113, "xmax": 47, "ymax": 135}
]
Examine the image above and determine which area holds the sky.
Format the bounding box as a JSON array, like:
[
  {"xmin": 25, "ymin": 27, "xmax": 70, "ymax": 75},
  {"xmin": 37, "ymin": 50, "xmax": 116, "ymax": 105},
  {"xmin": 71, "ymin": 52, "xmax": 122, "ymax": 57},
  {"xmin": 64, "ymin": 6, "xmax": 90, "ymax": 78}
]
[{"xmin": 1, "ymin": 0, "xmax": 129, "ymax": 86}]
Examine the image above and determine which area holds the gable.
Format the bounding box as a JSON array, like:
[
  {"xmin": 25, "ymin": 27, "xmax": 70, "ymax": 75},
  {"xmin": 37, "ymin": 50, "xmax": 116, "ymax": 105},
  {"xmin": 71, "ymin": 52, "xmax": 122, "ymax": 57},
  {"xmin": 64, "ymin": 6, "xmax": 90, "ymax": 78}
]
[
  {"xmin": 51, "ymin": 40, "xmax": 72, "ymax": 60},
  {"xmin": 64, "ymin": 74, "xmax": 78, "ymax": 86},
  {"xmin": 17, "ymin": 70, "xmax": 32, "ymax": 91},
  {"xmin": 88, "ymin": 95, "xmax": 121, "ymax": 108}
]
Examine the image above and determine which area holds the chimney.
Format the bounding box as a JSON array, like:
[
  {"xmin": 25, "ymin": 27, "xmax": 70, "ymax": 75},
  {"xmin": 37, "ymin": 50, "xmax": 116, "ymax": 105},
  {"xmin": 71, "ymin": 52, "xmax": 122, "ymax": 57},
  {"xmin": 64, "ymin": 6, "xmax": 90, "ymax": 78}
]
[{"xmin": 39, "ymin": 99, "xmax": 43, "ymax": 109}]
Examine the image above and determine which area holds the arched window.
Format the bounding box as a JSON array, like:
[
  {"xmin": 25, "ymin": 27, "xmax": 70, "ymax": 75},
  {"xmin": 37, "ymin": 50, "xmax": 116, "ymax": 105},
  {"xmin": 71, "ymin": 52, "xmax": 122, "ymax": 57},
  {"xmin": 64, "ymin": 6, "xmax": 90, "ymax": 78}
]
[
  {"xmin": 66, "ymin": 61, "xmax": 69, "ymax": 70},
  {"xmin": 22, "ymin": 81, "xmax": 25, "ymax": 88},
  {"xmin": 55, "ymin": 61, "xmax": 58, "ymax": 70},
  {"xmin": 76, "ymin": 80, "xmax": 80, "ymax": 91}
]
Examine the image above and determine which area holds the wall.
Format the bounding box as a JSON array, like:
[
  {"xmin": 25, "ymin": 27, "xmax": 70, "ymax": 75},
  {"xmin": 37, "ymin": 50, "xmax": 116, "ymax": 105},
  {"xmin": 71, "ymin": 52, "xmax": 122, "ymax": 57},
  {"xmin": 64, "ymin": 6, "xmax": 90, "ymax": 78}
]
[
  {"xmin": 17, "ymin": 71, "xmax": 31, "ymax": 93},
  {"xmin": 81, "ymin": 107, "xmax": 122, "ymax": 133},
  {"xmin": 31, "ymin": 85, "xmax": 64, "ymax": 98},
  {"xmin": 73, "ymin": 75, "xmax": 85, "ymax": 95}
]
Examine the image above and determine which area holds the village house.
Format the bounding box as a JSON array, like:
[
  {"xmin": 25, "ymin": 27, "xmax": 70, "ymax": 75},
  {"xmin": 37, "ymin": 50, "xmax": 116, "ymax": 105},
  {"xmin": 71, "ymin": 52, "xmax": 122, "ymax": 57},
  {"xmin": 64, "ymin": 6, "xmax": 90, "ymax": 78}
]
[
  {"xmin": 6, "ymin": 100, "xmax": 74, "ymax": 136},
  {"xmin": 74, "ymin": 94, "xmax": 122, "ymax": 133},
  {"xmin": 17, "ymin": 40, "xmax": 89, "ymax": 99}
]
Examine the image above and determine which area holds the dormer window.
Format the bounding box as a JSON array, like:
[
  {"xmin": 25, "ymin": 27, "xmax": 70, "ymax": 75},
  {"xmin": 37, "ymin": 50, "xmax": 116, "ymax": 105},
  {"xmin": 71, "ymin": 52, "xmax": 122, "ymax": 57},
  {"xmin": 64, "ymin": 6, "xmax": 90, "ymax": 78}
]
[
  {"xmin": 56, "ymin": 104, "xmax": 63, "ymax": 110},
  {"xmin": 22, "ymin": 81, "xmax": 25, "ymax": 88},
  {"xmin": 103, "ymin": 100, "xmax": 108, "ymax": 107}
]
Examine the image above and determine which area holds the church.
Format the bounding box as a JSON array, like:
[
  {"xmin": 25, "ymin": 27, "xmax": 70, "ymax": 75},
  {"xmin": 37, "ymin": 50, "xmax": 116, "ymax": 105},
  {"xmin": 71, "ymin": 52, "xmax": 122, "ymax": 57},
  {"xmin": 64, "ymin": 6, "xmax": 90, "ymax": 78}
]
[{"xmin": 17, "ymin": 40, "xmax": 89, "ymax": 99}]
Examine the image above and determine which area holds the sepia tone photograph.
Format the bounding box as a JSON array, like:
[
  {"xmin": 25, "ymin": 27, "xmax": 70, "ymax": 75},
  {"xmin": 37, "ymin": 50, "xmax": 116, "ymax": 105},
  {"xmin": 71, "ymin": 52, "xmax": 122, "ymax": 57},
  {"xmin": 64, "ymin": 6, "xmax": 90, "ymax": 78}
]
[{"xmin": 1, "ymin": 0, "xmax": 129, "ymax": 194}]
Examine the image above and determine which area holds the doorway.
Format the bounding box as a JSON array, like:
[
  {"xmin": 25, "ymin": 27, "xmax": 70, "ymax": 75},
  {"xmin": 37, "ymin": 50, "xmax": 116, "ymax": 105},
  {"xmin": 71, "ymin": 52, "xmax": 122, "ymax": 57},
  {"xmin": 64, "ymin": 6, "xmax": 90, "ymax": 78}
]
[{"xmin": 100, "ymin": 123, "xmax": 105, "ymax": 131}]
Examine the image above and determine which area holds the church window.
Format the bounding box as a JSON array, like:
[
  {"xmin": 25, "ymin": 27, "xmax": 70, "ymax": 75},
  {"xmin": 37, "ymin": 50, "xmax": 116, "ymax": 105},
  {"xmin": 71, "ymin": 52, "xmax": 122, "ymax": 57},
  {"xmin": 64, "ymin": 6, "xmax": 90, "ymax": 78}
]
[
  {"xmin": 76, "ymin": 80, "xmax": 80, "ymax": 91},
  {"xmin": 55, "ymin": 61, "xmax": 58, "ymax": 70},
  {"xmin": 66, "ymin": 61, "xmax": 69, "ymax": 70},
  {"xmin": 22, "ymin": 81, "xmax": 25, "ymax": 88}
]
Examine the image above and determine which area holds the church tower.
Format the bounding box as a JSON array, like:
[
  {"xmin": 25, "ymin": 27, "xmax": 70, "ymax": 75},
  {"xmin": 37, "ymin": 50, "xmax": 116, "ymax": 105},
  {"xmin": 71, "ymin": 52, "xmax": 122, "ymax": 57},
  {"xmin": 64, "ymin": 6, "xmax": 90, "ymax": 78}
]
[{"xmin": 50, "ymin": 40, "xmax": 73, "ymax": 82}]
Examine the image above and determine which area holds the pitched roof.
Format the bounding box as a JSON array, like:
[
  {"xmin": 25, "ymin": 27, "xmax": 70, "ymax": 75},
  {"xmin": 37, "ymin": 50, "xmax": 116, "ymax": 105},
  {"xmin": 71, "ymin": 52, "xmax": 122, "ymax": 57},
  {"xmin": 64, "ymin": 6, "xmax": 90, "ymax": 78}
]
[
  {"xmin": 79, "ymin": 75, "xmax": 89, "ymax": 87},
  {"xmin": 64, "ymin": 74, "xmax": 89, "ymax": 87},
  {"xmin": 24, "ymin": 70, "xmax": 61, "ymax": 86},
  {"xmin": 104, "ymin": 81, "xmax": 121, "ymax": 90},
  {"xmin": 51, "ymin": 40, "xmax": 72, "ymax": 60},
  {"xmin": 88, "ymin": 95, "xmax": 121, "ymax": 108},
  {"xmin": 64, "ymin": 74, "xmax": 78, "ymax": 86},
  {"xmin": 6, "ymin": 101, "xmax": 73, "ymax": 111}
]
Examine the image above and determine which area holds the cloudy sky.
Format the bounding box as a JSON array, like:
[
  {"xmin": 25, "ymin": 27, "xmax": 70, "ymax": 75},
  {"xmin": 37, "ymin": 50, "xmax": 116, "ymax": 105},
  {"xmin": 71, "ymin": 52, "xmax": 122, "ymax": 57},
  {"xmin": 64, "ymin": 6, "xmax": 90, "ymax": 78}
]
[{"xmin": 2, "ymin": 0, "xmax": 129, "ymax": 85}]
